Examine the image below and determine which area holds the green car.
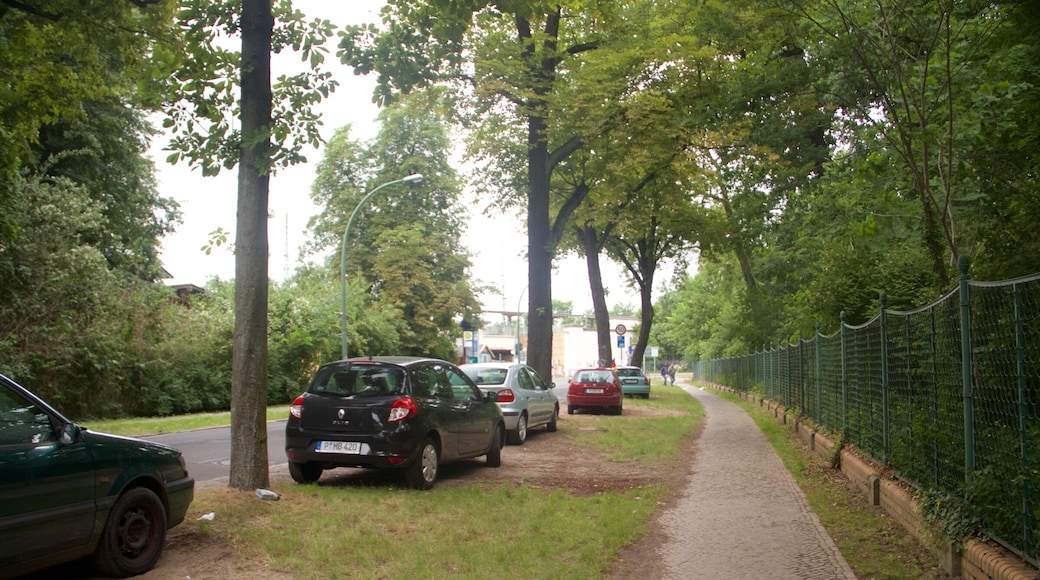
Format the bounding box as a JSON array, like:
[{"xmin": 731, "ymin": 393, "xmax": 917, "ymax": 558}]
[
  {"xmin": 0, "ymin": 374, "xmax": 195, "ymax": 578},
  {"xmin": 616, "ymin": 366, "xmax": 651, "ymax": 399}
]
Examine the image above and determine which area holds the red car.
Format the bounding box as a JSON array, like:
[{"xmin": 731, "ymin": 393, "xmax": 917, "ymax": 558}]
[{"xmin": 567, "ymin": 368, "xmax": 623, "ymax": 415}]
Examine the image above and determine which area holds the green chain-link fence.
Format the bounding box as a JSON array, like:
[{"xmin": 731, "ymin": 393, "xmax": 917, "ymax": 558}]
[{"xmin": 692, "ymin": 257, "xmax": 1040, "ymax": 565}]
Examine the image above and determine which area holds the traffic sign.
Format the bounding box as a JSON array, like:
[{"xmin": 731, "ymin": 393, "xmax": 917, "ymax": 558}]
[{"xmin": 614, "ymin": 324, "xmax": 626, "ymax": 336}]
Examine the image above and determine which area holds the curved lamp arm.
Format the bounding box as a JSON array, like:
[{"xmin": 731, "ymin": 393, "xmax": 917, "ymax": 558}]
[{"xmin": 340, "ymin": 173, "xmax": 423, "ymax": 360}]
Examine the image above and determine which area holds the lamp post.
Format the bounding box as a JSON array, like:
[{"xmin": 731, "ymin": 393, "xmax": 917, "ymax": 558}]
[
  {"xmin": 340, "ymin": 173, "xmax": 423, "ymax": 360},
  {"xmin": 515, "ymin": 286, "xmax": 527, "ymax": 362}
]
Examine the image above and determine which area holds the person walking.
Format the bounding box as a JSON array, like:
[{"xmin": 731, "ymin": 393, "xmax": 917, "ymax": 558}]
[
  {"xmin": 667, "ymin": 363, "xmax": 676, "ymax": 385},
  {"xmin": 661, "ymin": 364, "xmax": 670, "ymax": 386}
]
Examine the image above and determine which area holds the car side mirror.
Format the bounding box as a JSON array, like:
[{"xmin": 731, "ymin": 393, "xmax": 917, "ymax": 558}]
[
  {"xmin": 549, "ymin": 382, "xmax": 555, "ymax": 389},
  {"xmin": 484, "ymin": 391, "xmax": 499, "ymax": 403},
  {"xmin": 59, "ymin": 423, "xmax": 81, "ymax": 445}
]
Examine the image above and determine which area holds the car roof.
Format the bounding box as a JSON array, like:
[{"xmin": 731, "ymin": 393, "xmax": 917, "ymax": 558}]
[
  {"xmin": 460, "ymin": 362, "xmax": 517, "ymax": 369},
  {"xmin": 320, "ymin": 356, "xmax": 446, "ymax": 369}
]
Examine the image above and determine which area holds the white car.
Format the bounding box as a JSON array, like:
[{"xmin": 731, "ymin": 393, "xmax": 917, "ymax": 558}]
[{"xmin": 461, "ymin": 362, "xmax": 559, "ymax": 445}]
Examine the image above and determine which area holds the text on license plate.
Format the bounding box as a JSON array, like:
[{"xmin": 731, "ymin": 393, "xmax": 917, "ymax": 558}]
[
  {"xmin": 586, "ymin": 388, "xmax": 604, "ymax": 394},
  {"xmin": 316, "ymin": 440, "xmax": 362, "ymax": 454}
]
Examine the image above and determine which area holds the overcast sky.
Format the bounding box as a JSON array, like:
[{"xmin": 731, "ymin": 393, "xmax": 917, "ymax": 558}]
[{"xmin": 154, "ymin": 0, "xmax": 654, "ymax": 317}]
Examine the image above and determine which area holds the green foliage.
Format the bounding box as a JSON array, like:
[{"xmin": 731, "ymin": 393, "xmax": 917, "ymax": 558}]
[
  {"xmin": 161, "ymin": 0, "xmax": 338, "ymax": 176},
  {"xmin": 308, "ymin": 90, "xmax": 480, "ymax": 359}
]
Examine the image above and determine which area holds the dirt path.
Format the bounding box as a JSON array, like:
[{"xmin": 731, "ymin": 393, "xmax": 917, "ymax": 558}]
[{"xmin": 608, "ymin": 382, "xmax": 856, "ymax": 579}]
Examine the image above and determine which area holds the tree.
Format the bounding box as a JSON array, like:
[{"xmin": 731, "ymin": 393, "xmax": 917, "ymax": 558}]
[
  {"xmin": 340, "ymin": 0, "xmax": 633, "ymax": 382},
  {"xmin": 166, "ymin": 0, "xmax": 338, "ymax": 489}
]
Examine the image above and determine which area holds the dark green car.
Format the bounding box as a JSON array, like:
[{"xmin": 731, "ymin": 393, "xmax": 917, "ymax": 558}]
[{"xmin": 0, "ymin": 374, "xmax": 194, "ymax": 578}]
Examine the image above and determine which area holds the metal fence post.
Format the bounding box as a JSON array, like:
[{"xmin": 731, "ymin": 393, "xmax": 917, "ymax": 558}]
[
  {"xmin": 959, "ymin": 255, "xmax": 975, "ymax": 481},
  {"xmin": 880, "ymin": 293, "xmax": 891, "ymax": 464},
  {"xmin": 841, "ymin": 310, "xmax": 849, "ymax": 440},
  {"xmin": 815, "ymin": 323, "xmax": 822, "ymax": 423},
  {"xmin": 1014, "ymin": 282, "xmax": 1033, "ymax": 559}
]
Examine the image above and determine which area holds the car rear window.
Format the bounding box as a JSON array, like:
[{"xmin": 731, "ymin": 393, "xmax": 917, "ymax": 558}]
[
  {"xmin": 616, "ymin": 368, "xmax": 641, "ymax": 377},
  {"xmin": 465, "ymin": 368, "xmax": 508, "ymax": 385},
  {"xmin": 309, "ymin": 364, "xmax": 405, "ymax": 397},
  {"xmin": 574, "ymin": 370, "xmax": 614, "ymax": 384}
]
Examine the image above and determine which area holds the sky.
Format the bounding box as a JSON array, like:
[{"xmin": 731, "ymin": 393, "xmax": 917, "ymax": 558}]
[{"xmin": 154, "ymin": 0, "xmax": 662, "ymax": 318}]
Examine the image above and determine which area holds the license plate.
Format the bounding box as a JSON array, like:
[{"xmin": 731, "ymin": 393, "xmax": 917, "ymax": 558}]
[
  {"xmin": 316, "ymin": 440, "xmax": 361, "ymax": 454},
  {"xmin": 586, "ymin": 388, "xmax": 604, "ymax": 394}
]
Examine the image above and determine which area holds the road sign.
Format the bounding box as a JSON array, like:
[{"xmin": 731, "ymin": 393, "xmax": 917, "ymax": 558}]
[
  {"xmin": 614, "ymin": 324, "xmax": 626, "ymax": 336},
  {"xmin": 617, "ymin": 335, "xmax": 625, "ymax": 347}
]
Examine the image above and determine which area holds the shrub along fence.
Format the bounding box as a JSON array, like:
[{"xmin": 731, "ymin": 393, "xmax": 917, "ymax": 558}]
[{"xmin": 692, "ymin": 256, "xmax": 1040, "ymax": 567}]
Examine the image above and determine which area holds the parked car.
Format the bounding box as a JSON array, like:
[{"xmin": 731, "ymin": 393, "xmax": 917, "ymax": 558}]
[
  {"xmin": 0, "ymin": 374, "xmax": 195, "ymax": 579},
  {"xmin": 460, "ymin": 362, "xmax": 559, "ymax": 445},
  {"xmin": 567, "ymin": 367, "xmax": 624, "ymax": 415},
  {"xmin": 285, "ymin": 357, "xmax": 506, "ymax": 490},
  {"xmin": 616, "ymin": 365, "xmax": 651, "ymax": 399}
]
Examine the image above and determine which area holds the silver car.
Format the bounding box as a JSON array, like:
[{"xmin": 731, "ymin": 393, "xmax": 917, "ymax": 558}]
[{"xmin": 461, "ymin": 362, "xmax": 559, "ymax": 445}]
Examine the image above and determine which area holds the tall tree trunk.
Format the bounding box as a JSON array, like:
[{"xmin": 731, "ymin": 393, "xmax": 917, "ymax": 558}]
[
  {"xmin": 580, "ymin": 225, "xmax": 612, "ymax": 366},
  {"xmin": 229, "ymin": 0, "xmax": 272, "ymax": 491},
  {"xmin": 527, "ymin": 112, "xmax": 553, "ymax": 383}
]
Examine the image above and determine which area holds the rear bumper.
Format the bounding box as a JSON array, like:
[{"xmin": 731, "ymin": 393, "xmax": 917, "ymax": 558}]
[
  {"xmin": 284, "ymin": 429, "xmax": 420, "ymax": 469},
  {"xmin": 567, "ymin": 394, "xmax": 623, "ymax": 407}
]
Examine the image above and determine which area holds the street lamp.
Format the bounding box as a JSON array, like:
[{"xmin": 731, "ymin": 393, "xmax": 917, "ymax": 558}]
[
  {"xmin": 340, "ymin": 173, "xmax": 423, "ymax": 360},
  {"xmin": 515, "ymin": 286, "xmax": 527, "ymax": 362}
]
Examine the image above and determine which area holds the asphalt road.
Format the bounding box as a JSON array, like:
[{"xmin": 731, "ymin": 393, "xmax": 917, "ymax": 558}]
[
  {"xmin": 150, "ymin": 378, "xmax": 573, "ymax": 487},
  {"xmin": 148, "ymin": 420, "xmax": 288, "ymax": 487}
]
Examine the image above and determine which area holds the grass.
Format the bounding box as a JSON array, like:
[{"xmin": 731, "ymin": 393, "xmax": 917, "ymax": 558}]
[
  {"xmin": 89, "ymin": 382, "xmax": 944, "ymax": 578},
  {"xmin": 704, "ymin": 384, "xmax": 949, "ymax": 579},
  {"xmin": 81, "ymin": 406, "xmax": 290, "ymax": 436},
  {"xmin": 97, "ymin": 390, "xmax": 703, "ymax": 579}
]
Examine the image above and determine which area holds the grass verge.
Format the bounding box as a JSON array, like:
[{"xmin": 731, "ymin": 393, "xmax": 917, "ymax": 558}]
[
  {"xmin": 81, "ymin": 406, "xmax": 290, "ymax": 436},
  {"xmin": 99, "ymin": 388, "xmax": 703, "ymax": 579}
]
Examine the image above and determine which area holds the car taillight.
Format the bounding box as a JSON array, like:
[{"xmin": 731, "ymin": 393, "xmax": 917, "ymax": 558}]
[
  {"xmin": 644, "ymin": 377, "xmax": 650, "ymax": 385},
  {"xmin": 388, "ymin": 397, "xmax": 418, "ymax": 422},
  {"xmin": 496, "ymin": 389, "xmax": 516, "ymax": 403},
  {"xmin": 289, "ymin": 395, "xmax": 304, "ymax": 419}
]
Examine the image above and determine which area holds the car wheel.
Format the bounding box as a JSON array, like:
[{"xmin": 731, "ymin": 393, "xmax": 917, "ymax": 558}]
[
  {"xmin": 92, "ymin": 487, "xmax": 167, "ymax": 578},
  {"xmin": 546, "ymin": 405, "xmax": 558, "ymax": 432},
  {"xmin": 406, "ymin": 438, "xmax": 439, "ymax": 490},
  {"xmin": 567, "ymin": 405, "xmax": 574, "ymax": 415},
  {"xmin": 486, "ymin": 424, "xmax": 503, "ymax": 467},
  {"xmin": 289, "ymin": 461, "xmax": 323, "ymax": 484},
  {"xmin": 615, "ymin": 404, "xmax": 623, "ymax": 415},
  {"xmin": 508, "ymin": 413, "xmax": 528, "ymax": 445}
]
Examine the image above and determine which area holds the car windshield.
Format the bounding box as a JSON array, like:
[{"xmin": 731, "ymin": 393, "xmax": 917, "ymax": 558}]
[
  {"xmin": 309, "ymin": 364, "xmax": 405, "ymax": 397},
  {"xmin": 575, "ymin": 370, "xmax": 614, "ymax": 384},
  {"xmin": 464, "ymin": 367, "xmax": 508, "ymax": 386}
]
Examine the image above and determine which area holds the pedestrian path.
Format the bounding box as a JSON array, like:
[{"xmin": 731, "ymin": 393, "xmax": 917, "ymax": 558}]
[{"xmin": 655, "ymin": 380, "xmax": 856, "ymax": 579}]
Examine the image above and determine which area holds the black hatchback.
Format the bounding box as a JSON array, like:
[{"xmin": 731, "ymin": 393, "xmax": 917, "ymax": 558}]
[{"xmin": 284, "ymin": 357, "xmax": 505, "ymax": 489}]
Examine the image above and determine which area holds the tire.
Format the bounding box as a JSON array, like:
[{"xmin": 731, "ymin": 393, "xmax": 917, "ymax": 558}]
[
  {"xmin": 406, "ymin": 438, "xmax": 439, "ymax": 490},
  {"xmin": 508, "ymin": 413, "xmax": 528, "ymax": 445},
  {"xmin": 546, "ymin": 405, "xmax": 558, "ymax": 432},
  {"xmin": 567, "ymin": 405, "xmax": 574, "ymax": 415},
  {"xmin": 289, "ymin": 461, "xmax": 323, "ymax": 484},
  {"xmin": 92, "ymin": 487, "xmax": 167, "ymax": 578},
  {"xmin": 486, "ymin": 424, "xmax": 503, "ymax": 467}
]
